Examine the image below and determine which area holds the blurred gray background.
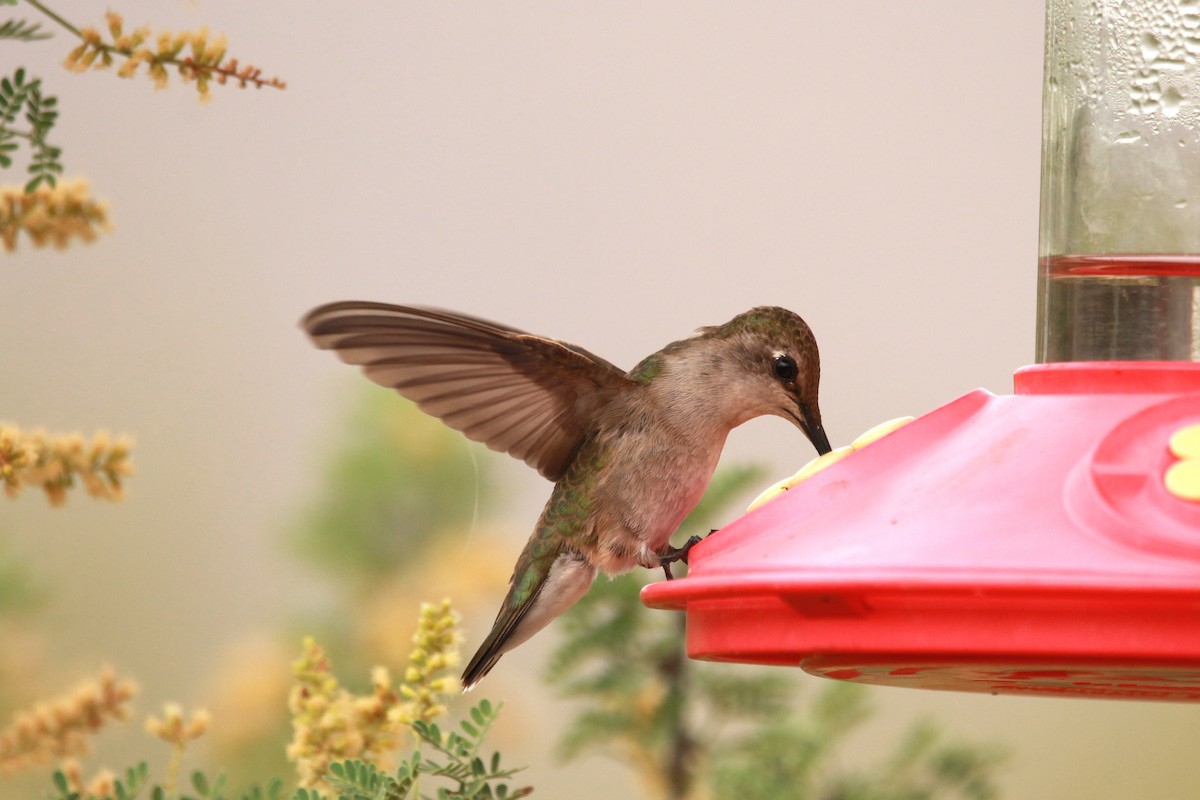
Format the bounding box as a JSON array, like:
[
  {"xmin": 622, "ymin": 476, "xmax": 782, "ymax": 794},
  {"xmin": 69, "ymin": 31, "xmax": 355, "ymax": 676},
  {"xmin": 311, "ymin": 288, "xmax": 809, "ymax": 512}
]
[{"xmin": 6, "ymin": 1, "xmax": 1200, "ymax": 797}]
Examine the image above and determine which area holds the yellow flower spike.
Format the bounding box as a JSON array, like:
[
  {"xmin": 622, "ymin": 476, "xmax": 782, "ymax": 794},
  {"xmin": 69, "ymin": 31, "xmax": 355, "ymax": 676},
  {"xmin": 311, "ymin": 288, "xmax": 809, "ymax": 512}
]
[
  {"xmin": 105, "ymin": 11, "xmax": 123, "ymax": 39},
  {"xmin": 1, "ymin": 181, "xmax": 111, "ymax": 253},
  {"xmin": 149, "ymin": 62, "xmax": 169, "ymax": 89},
  {"xmin": 64, "ymin": 45, "xmax": 86, "ymax": 72},
  {"xmin": 288, "ymin": 617, "xmax": 462, "ymax": 791},
  {"xmin": 189, "ymin": 26, "xmax": 209, "ymax": 58},
  {"xmin": 186, "ymin": 709, "xmax": 210, "ymax": 739},
  {"xmin": 204, "ymin": 35, "xmax": 228, "ymax": 63},
  {"xmin": 0, "ymin": 668, "xmax": 137, "ymax": 773},
  {"xmin": 145, "ymin": 703, "xmax": 208, "ymax": 793}
]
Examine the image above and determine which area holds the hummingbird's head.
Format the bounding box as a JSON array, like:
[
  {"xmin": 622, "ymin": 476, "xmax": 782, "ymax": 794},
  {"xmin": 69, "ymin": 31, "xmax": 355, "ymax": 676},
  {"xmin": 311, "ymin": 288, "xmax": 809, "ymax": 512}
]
[{"xmin": 703, "ymin": 306, "xmax": 831, "ymax": 456}]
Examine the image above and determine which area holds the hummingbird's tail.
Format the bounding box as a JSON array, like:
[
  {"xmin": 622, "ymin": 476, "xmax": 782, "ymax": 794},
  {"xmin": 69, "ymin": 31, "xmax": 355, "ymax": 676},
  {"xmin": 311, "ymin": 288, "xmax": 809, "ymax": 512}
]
[{"xmin": 462, "ymin": 548, "xmax": 596, "ymax": 691}]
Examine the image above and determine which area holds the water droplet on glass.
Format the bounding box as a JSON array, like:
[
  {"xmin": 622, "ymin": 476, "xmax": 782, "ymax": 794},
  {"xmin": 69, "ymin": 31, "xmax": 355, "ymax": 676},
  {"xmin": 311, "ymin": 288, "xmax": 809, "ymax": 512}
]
[
  {"xmin": 1115, "ymin": 130, "xmax": 1144, "ymax": 143},
  {"xmin": 1141, "ymin": 32, "xmax": 1162, "ymax": 61},
  {"xmin": 1129, "ymin": 67, "xmax": 1163, "ymax": 114},
  {"xmin": 1162, "ymin": 87, "xmax": 1184, "ymax": 117},
  {"xmin": 1154, "ymin": 57, "xmax": 1189, "ymax": 72},
  {"xmin": 1175, "ymin": 199, "xmax": 1189, "ymax": 209}
]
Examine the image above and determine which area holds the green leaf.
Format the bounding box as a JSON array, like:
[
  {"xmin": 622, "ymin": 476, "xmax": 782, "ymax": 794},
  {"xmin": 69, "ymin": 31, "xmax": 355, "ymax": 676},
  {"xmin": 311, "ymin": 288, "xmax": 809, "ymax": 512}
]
[
  {"xmin": 0, "ymin": 68, "xmax": 35, "ymax": 127},
  {"xmin": 0, "ymin": 18, "xmax": 52, "ymax": 41},
  {"xmin": 52, "ymin": 770, "xmax": 70, "ymax": 793},
  {"xmin": 24, "ymin": 172, "xmax": 51, "ymax": 192},
  {"xmin": 192, "ymin": 770, "xmax": 210, "ymax": 796}
]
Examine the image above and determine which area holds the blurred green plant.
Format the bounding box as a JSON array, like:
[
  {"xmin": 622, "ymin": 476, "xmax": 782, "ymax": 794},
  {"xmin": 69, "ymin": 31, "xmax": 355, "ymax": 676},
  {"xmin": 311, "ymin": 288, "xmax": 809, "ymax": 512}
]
[
  {"xmin": 548, "ymin": 467, "xmax": 1006, "ymax": 800},
  {"xmin": 291, "ymin": 388, "xmax": 494, "ymax": 589},
  {"xmin": 0, "ymin": 535, "xmax": 42, "ymax": 616}
]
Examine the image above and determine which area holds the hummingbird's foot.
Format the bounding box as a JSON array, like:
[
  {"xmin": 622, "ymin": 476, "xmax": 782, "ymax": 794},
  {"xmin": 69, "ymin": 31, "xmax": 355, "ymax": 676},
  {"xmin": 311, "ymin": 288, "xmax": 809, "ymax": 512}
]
[{"xmin": 658, "ymin": 534, "xmax": 705, "ymax": 581}]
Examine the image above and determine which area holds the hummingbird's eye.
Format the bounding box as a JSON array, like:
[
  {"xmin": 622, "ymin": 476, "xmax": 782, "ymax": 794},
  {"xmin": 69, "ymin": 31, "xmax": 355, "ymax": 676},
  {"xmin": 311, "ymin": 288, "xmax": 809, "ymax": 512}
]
[{"xmin": 772, "ymin": 354, "xmax": 798, "ymax": 383}]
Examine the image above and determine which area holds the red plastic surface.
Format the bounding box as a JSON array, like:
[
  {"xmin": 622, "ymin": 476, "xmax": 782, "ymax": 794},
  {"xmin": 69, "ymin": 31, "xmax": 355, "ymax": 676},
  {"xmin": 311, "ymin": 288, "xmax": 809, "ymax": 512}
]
[{"xmin": 641, "ymin": 362, "xmax": 1200, "ymax": 701}]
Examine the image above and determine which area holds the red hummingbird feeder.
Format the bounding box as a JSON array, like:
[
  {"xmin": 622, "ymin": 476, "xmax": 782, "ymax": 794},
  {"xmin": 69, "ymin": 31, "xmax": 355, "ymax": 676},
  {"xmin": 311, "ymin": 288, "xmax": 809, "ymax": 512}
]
[{"xmin": 641, "ymin": 0, "xmax": 1200, "ymax": 702}]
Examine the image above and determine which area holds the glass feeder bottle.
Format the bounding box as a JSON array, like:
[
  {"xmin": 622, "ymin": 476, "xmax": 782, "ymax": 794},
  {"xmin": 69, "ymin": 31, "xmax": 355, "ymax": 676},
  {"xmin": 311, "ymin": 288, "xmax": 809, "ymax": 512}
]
[{"xmin": 1038, "ymin": 0, "xmax": 1200, "ymax": 362}]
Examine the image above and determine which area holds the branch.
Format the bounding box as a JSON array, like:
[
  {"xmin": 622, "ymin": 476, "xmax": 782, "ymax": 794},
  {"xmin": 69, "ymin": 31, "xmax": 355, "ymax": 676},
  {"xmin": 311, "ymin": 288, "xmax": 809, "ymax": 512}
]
[{"xmin": 59, "ymin": 11, "xmax": 286, "ymax": 100}]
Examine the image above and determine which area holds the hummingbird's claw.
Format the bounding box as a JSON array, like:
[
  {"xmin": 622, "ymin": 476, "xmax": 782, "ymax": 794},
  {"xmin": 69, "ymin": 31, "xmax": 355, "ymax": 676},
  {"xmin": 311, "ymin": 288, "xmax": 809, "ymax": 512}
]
[{"xmin": 658, "ymin": 533, "xmax": 709, "ymax": 580}]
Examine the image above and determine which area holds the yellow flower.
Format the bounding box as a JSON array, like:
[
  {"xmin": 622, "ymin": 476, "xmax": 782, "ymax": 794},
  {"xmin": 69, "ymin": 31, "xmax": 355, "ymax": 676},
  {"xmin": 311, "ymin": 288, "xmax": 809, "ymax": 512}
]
[
  {"xmin": 64, "ymin": 12, "xmax": 287, "ymax": 97},
  {"xmin": 0, "ymin": 423, "xmax": 133, "ymax": 504},
  {"xmin": 145, "ymin": 703, "xmax": 210, "ymax": 792},
  {"xmin": 287, "ymin": 604, "xmax": 465, "ymax": 789},
  {"xmin": 0, "ymin": 668, "xmax": 137, "ymax": 774},
  {"xmin": 0, "ymin": 180, "xmax": 111, "ymax": 252}
]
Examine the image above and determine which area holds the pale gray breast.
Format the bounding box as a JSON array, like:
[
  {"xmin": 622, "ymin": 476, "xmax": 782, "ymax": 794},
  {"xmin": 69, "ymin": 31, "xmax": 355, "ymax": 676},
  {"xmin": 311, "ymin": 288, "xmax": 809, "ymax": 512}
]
[{"xmin": 595, "ymin": 420, "xmax": 728, "ymax": 551}]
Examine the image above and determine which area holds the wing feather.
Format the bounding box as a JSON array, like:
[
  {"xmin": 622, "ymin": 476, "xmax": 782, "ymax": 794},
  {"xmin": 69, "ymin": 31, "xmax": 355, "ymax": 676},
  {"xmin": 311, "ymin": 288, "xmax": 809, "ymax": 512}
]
[{"xmin": 303, "ymin": 302, "xmax": 632, "ymax": 480}]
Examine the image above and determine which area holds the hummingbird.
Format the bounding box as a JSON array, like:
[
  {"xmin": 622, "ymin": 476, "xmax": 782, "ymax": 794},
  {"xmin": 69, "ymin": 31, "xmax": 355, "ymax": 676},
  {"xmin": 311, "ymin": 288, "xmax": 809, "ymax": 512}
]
[{"xmin": 302, "ymin": 303, "xmax": 831, "ymax": 689}]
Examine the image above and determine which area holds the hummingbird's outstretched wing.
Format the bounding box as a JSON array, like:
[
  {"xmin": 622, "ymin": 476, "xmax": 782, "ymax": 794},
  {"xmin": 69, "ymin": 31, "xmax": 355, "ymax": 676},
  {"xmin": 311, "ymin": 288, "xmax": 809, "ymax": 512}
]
[{"xmin": 303, "ymin": 302, "xmax": 632, "ymax": 481}]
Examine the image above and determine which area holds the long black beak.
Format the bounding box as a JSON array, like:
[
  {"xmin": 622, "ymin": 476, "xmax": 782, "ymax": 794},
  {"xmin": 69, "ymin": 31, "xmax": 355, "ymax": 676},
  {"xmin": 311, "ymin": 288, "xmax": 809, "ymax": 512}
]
[
  {"xmin": 807, "ymin": 421, "xmax": 832, "ymax": 455},
  {"xmin": 798, "ymin": 405, "xmax": 832, "ymax": 455}
]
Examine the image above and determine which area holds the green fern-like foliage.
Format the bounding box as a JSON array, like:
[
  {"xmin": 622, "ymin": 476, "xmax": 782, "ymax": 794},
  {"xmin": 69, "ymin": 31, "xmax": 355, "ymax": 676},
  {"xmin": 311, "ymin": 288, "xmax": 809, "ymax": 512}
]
[
  {"xmin": 24, "ymin": 84, "xmax": 61, "ymax": 190},
  {"xmin": 320, "ymin": 701, "xmax": 530, "ymax": 800},
  {"xmin": 0, "ymin": 18, "xmax": 51, "ymax": 42},
  {"xmin": 325, "ymin": 760, "xmax": 402, "ymax": 800},
  {"xmin": 0, "ymin": 69, "xmax": 36, "ymax": 169},
  {"xmin": 0, "ymin": 67, "xmax": 63, "ymax": 191},
  {"xmin": 405, "ymin": 698, "xmax": 531, "ymax": 799}
]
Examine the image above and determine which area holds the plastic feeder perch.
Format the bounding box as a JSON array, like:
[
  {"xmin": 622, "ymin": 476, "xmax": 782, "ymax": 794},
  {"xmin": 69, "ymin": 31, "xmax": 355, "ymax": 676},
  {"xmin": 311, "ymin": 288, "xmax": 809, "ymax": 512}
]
[{"xmin": 641, "ymin": 363, "xmax": 1200, "ymax": 700}]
